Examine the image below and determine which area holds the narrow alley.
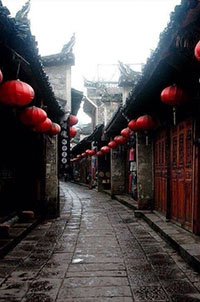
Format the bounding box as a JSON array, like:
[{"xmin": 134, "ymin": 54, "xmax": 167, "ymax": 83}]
[{"xmin": 0, "ymin": 182, "xmax": 200, "ymax": 301}]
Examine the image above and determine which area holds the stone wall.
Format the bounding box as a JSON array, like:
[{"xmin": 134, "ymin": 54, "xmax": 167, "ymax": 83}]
[
  {"xmin": 44, "ymin": 64, "xmax": 71, "ymax": 112},
  {"xmin": 136, "ymin": 132, "xmax": 153, "ymax": 210},
  {"xmin": 110, "ymin": 146, "xmax": 126, "ymax": 195},
  {"xmin": 104, "ymin": 102, "xmax": 120, "ymax": 125},
  {"xmin": 45, "ymin": 136, "xmax": 59, "ymax": 218}
]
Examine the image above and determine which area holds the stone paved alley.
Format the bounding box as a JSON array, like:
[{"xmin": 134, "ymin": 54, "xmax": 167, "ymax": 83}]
[{"xmin": 1, "ymin": 182, "xmax": 200, "ymax": 301}]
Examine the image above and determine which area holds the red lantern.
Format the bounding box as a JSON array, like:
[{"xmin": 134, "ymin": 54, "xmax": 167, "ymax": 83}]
[
  {"xmin": 108, "ymin": 140, "xmax": 118, "ymax": 149},
  {"xmin": 101, "ymin": 146, "xmax": 110, "ymax": 153},
  {"xmin": 89, "ymin": 150, "xmax": 96, "ymax": 156},
  {"xmin": 81, "ymin": 152, "xmax": 87, "ymax": 157},
  {"xmin": 0, "ymin": 70, "xmax": 3, "ymax": 83},
  {"xmin": 136, "ymin": 115, "xmax": 156, "ymax": 130},
  {"xmin": 85, "ymin": 149, "xmax": 91, "ymax": 155},
  {"xmin": 69, "ymin": 114, "xmax": 78, "ymax": 126},
  {"xmin": 0, "ymin": 80, "xmax": 34, "ymax": 106},
  {"xmin": 96, "ymin": 151, "xmax": 104, "ymax": 157},
  {"xmin": 194, "ymin": 40, "xmax": 200, "ymax": 61},
  {"xmin": 19, "ymin": 106, "xmax": 47, "ymax": 126},
  {"xmin": 69, "ymin": 127, "xmax": 77, "ymax": 138},
  {"xmin": 128, "ymin": 119, "xmax": 139, "ymax": 131},
  {"xmin": 114, "ymin": 135, "xmax": 127, "ymax": 145},
  {"xmin": 48, "ymin": 123, "xmax": 61, "ymax": 135},
  {"xmin": 160, "ymin": 84, "xmax": 188, "ymax": 106},
  {"xmin": 121, "ymin": 127, "xmax": 131, "ymax": 137},
  {"xmin": 34, "ymin": 117, "xmax": 52, "ymax": 132}
]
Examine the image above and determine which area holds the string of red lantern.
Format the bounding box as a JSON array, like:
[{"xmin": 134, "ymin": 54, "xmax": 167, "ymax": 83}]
[
  {"xmin": 121, "ymin": 127, "xmax": 131, "ymax": 138},
  {"xmin": 128, "ymin": 119, "xmax": 139, "ymax": 131},
  {"xmin": 0, "ymin": 80, "xmax": 34, "ymax": 106},
  {"xmin": 69, "ymin": 126, "xmax": 77, "ymax": 138},
  {"xmin": 108, "ymin": 140, "xmax": 118, "ymax": 149},
  {"xmin": 101, "ymin": 146, "xmax": 110, "ymax": 153},
  {"xmin": 136, "ymin": 115, "xmax": 156, "ymax": 130},
  {"xmin": 0, "ymin": 70, "xmax": 3, "ymax": 84},
  {"xmin": 194, "ymin": 40, "xmax": 200, "ymax": 61},
  {"xmin": 69, "ymin": 114, "xmax": 78, "ymax": 126},
  {"xmin": 114, "ymin": 135, "xmax": 127, "ymax": 145},
  {"xmin": 34, "ymin": 117, "xmax": 52, "ymax": 133},
  {"xmin": 96, "ymin": 151, "xmax": 104, "ymax": 157},
  {"xmin": 48, "ymin": 123, "xmax": 61, "ymax": 135},
  {"xmin": 160, "ymin": 84, "xmax": 188, "ymax": 125},
  {"xmin": 20, "ymin": 106, "xmax": 47, "ymax": 126}
]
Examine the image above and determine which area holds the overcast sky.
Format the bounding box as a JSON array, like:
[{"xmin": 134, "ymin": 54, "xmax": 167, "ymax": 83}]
[
  {"xmin": 3, "ymin": 0, "xmax": 180, "ymax": 87},
  {"xmin": 3, "ymin": 0, "xmax": 181, "ymax": 122}
]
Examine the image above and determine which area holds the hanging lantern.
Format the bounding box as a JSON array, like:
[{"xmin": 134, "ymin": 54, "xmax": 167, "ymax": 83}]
[
  {"xmin": 81, "ymin": 152, "xmax": 87, "ymax": 157},
  {"xmin": 136, "ymin": 115, "xmax": 156, "ymax": 130},
  {"xmin": 0, "ymin": 80, "xmax": 34, "ymax": 106},
  {"xmin": 48, "ymin": 123, "xmax": 61, "ymax": 135},
  {"xmin": 34, "ymin": 117, "xmax": 52, "ymax": 132},
  {"xmin": 136, "ymin": 115, "xmax": 155, "ymax": 146},
  {"xmin": 19, "ymin": 106, "xmax": 47, "ymax": 126},
  {"xmin": 69, "ymin": 114, "xmax": 78, "ymax": 126},
  {"xmin": 96, "ymin": 151, "xmax": 104, "ymax": 157},
  {"xmin": 160, "ymin": 84, "xmax": 188, "ymax": 125},
  {"xmin": 121, "ymin": 127, "xmax": 131, "ymax": 138},
  {"xmin": 89, "ymin": 150, "xmax": 96, "ymax": 156},
  {"xmin": 108, "ymin": 140, "xmax": 118, "ymax": 149},
  {"xmin": 194, "ymin": 40, "xmax": 200, "ymax": 61},
  {"xmin": 160, "ymin": 84, "xmax": 188, "ymax": 106},
  {"xmin": 101, "ymin": 146, "xmax": 110, "ymax": 153},
  {"xmin": 69, "ymin": 127, "xmax": 77, "ymax": 138},
  {"xmin": 0, "ymin": 70, "xmax": 3, "ymax": 84},
  {"xmin": 114, "ymin": 135, "xmax": 127, "ymax": 145},
  {"xmin": 85, "ymin": 149, "xmax": 91, "ymax": 155},
  {"xmin": 128, "ymin": 119, "xmax": 139, "ymax": 131}
]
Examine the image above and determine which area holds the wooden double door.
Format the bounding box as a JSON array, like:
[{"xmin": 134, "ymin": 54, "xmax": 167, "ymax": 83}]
[{"xmin": 154, "ymin": 118, "xmax": 198, "ymax": 232}]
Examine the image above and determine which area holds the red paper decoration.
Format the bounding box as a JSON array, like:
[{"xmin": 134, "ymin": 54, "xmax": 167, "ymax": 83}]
[
  {"xmin": 48, "ymin": 123, "xmax": 61, "ymax": 135},
  {"xmin": 128, "ymin": 119, "xmax": 139, "ymax": 131},
  {"xmin": 121, "ymin": 127, "xmax": 131, "ymax": 137},
  {"xmin": 136, "ymin": 115, "xmax": 156, "ymax": 130},
  {"xmin": 160, "ymin": 84, "xmax": 188, "ymax": 106},
  {"xmin": 108, "ymin": 141, "xmax": 118, "ymax": 149},
  {"xmin": 114, "ymin": 135, "xmax": 127, "ymax": 145},
  {"xmin": 34, "ymin": 117, "xmax": 52, "ymax": 132},
  {"xmin": 69, "ymin": 127, "xmax": 77, "ymax": 138},
  {"xmin": 194, "ymin": 40, "xmax": 200, "ymax": 61},
  {"xmin": 0, "ymin": 80, "xmax": 34, "ymax": 106},
  {"xmin": 101, "ymin": 146, "xmax": 110, "ymax": 153},
  {"xmin": 19, "ymin": 106, "xmax": 47, "ymax": 126},
  {"xmin": 69, "ymin": 114, "xmax": 78, "ymax": 126}
]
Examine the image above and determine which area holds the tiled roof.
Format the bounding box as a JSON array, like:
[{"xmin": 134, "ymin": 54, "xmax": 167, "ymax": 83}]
[{"xmin": 0, "ymin": 3, "xmax": 64, "ymax": 119}]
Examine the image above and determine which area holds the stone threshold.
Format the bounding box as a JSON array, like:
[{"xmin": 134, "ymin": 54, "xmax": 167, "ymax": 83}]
[
  {"xmin": 0, "ymin": 216, "xmax": 41, "ymax": 258},
  {"xmin": 105, "ymin": 191, "xmax": 200, "ymax": 274}
]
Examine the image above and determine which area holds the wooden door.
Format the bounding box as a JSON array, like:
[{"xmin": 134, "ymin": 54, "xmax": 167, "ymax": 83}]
[
  {"xmin": 170, "ymin": 119, "xmax": 193, "ymax": 230},
  {"xmin": 154, "ymin": 129, "xmax": 168, "ymax": 215}
]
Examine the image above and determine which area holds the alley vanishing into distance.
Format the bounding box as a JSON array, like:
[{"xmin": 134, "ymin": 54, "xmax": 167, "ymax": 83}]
[{"xmin": 0, "ymin": 182, "xmax": 200, "ymax": 301}]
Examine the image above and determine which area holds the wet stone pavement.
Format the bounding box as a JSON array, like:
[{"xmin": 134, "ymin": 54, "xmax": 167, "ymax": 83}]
[{"xmin": 0, "ymin": 182, "xmax": 200, "ymax": 301}]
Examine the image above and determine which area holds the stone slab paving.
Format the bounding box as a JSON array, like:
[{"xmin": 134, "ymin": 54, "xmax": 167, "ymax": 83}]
[{"xmin": 0, "ymin": 182, "xmax": 200, "ymax": 301}]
